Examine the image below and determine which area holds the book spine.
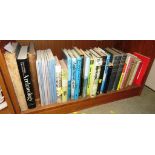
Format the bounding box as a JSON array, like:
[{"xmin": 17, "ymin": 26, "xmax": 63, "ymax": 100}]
[
  {"xmin": 113, "ymin": 54, "xmax": 127, "ymax": 90},
  {"xmin": 79, "ymin": 55, "xmax": 84, "ymax": 96},
  {"xmin": 120, "ymin": 57, "xmax": 133, "ymax": 89},
  {"xmin": 107, "ymin": 56, "xmax": 121, "ymax": 91},
  {"xmin": 28, "ymin": 53, "xmax": 40, "ymax": 105},
  {"xmin": 55, "ymin": 65, "xmax": 62, "ymax": 103},
  {"xmin": 61, "ymin": 67, "xmax": 68, "ymax": 102},
  {"xmin": 87, "ymin": 58, "xmax": 94, "ymax": 96},
  {"xmin": 17, "ymin": 59, "xmax": 36, "ymax": 109},
  {"xmin": 100, "ymin": 55, "xmax": 111, "ymax": 93},
  {"xmin": 4, "ymin": 53, "xmax": 28, "ymax": 111},
  {"xmin": 74, "ymin": 57, "xmax": 82, "ymax": 100},
  {"xmin": 71, "ymin": 58, "xmax": 76, "ymax": 100},
  {"xmin": 96, "ymin": 56, "xmax": 106, "ymax": 95},
  {"xmin": 82, "ymin": 57, "xmax": 90, "ymax": 97}
]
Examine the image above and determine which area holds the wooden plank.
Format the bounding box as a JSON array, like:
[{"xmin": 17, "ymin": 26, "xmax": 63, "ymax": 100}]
[{"xmin": 22, "ymin": 86, "xmax": 142, "ymax": 114}]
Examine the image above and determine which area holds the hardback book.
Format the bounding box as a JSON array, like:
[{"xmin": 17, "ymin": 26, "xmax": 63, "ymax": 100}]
[
  {"xmin": 111, "ymin": 48, "xmax": 127, "ymax": 90},
  {"xmin": 117, "ymin": 53, "xmax": 134, "ymax": 90},
  {"xmin": 72, "ymin": 49, "xmax": 82, "ymax": 100},
  {"xmin": 4, "ymin": 42, "xmax": 28, "ymax": 111},
  {"xmin": 85, "ymin": 50, "xmax": 94, "ymax": 96},
  {"xmin": 89, "ymin": 49, "xmax": 102, "ymax": 96},
  {"xmin": 133, "ymin": 52, "xmax": 151, "ymax": 86},
  {"xmin": 73, "ymin": 47, "xmax": 84, "ymax": 96},
  {"xmin": 60, "ymin": 59, "xmax": 68, "ymax": 102},
  {"xmin": 62, "ymin": 49, "xmax": 72, "ymax": 100},
  {"xmin": 104, "ymin": 48, "xmax": 122, "ymax": 92},
  {"xmin": 55, "ymin": 56, "xmax": 62, "ymax": 103},
  {"xmin": 125, "ymin": 55, "xmax": 141, "ymax": 87},
  {"xmin": 28, "ymin": 42, "xmax": 40, "ymax": 105},
  {"xmin": 17, "ymin": 46, "xmax": 36, "ymax": 109},
  {"xmin": 67, "ymin": 50, "xmax": 77, "ymax": 100},
  {"xmin": 36, "ymin": 49, "xmax": 57, "ymax": 105},
  {"xmin": 97, "ymin": 48, "xmax": 111, "ymax": 93},
  {"xmin": 93, "ymin": 47, "xmax": 107, "ymax": 95},
  {"xmin": 81, "ymin": 50, "xmax": 90, "ymax": 97}
]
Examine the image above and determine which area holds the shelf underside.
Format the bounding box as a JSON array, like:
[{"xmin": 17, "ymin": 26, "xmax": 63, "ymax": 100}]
[{"xmin": 22, "ymin": 86, "xmax": 142, "ymax": 114}]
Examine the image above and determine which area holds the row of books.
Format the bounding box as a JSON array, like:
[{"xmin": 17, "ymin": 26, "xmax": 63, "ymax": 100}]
[
  {"xmin": 3, "ymin": 42, "xmax": 150, "ymax": 111},
  {"xmin": 0, "ymin": 86, "xmax": 7, "ymax": 110}
]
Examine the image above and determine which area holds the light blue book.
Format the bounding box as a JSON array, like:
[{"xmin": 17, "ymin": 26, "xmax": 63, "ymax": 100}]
[
  {"xmin": 72, "ymin": 49, "xmax": 82, "ymax": 100},
  {"xmin": 99, "ymin": 48, "xmax": 111, "ymax": 93},
  {"xmin": 68, "ymin": 50, "xmax": 76, "ymax": 100},
  {"xmin": 62, "ymin": 49, "xmax": 72, "ymax": 100},
  {"xmin": 82, "ymin": 51, "xmax": 90, "ymax": 97}
]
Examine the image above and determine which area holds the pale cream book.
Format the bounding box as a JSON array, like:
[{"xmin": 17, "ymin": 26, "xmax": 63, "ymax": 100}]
[
  {"xmin": 4, "ymin": 43, "xmax": 28, "ymax": 111},
  {"xmin": 55, "ymin": 56, "xmax": 62, "ymax": 103},
  {"xmin": 60, "ymin": 59, "xmax": 68, "ymax": 102}
]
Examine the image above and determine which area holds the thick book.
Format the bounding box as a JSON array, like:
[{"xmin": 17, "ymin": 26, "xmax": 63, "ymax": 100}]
[
  {"xmin": 111, "ymin": 48, "xmax": 127, "ymax": 90},
  {"xmin": 93, "ymin": 47, "xmax": 107, "ymax": 95},
  {"xmin": 73, "ymin": 47, "xmax": 84, "ymax": 96},
  {"xmin": 4, "ymin": 43, "xmax": 28, "ymax": 111},
  {"xmin": 117, "ymin": 53, "xmax": 134, "ymax": 90},
  {"xmin": 89, "ymin": 49, "xmax": 102, "ymax": 96},
  {"xmin": 125, "ymin": 55, "xmax": 141, "ymax": 87},
  {"xmin": 62, "ymin": 49, "xmax": 72, "ymax": 100},
  {"xmin": 55, "ymin": 56, "xmax": 62, "ymax": 103},
  {"xmin": 28, "ymin": 42, "xmax": 40, "ymax": 106},
  {"xmin": 104, "ymin": 48, "xmax": 122, "ymax": 92},
  {"xmin": 60, "ymin": 59, "xmax": 68, "ymax": 102},
  {"xmin": 17, "ymin": 46, "xmax": 36, "ymax": 109},
  {"xmin": 72, "ymin": 49, "xmax": 82, "ymax": 100},
  {"xmin": 67, "ymin": 50, "xmax": 77, "ymax": 100},
  {"xmin": 85, "ymin": 50, "xmax": 94, "ymax": 96},
  {"xmin": 133, "ymin": 52, "xmax": 151, "ymax": 86}
]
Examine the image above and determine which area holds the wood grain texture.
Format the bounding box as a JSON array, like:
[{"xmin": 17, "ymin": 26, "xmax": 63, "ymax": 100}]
[{"xmin": 22, "ymin": 86, "xmax": 141, "ymax": 114}]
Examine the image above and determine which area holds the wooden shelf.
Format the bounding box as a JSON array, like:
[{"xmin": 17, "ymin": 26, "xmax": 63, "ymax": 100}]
[{"xmin": 22, "ymin": 86, "xmax": 142, "ymax": 114}]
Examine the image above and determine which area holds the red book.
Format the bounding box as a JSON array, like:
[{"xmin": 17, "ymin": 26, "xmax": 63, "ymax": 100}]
[{"xmin": 133, "ymin": 52, "xmax": 151, "ymax": 86}]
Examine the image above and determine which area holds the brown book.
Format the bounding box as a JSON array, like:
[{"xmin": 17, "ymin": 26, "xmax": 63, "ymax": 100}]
[
  {"xmin": 28, "ymin": 43, "xmax": 41, "ymax": 105},
  {"xmin": 4, "ymin": 43, "xmax": 28, "ymax": 111}
]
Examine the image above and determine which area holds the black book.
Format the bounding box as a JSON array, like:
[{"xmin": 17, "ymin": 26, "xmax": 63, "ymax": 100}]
[
  {"xmin": 104, "ymin": 48, "xmax": 122, "ymax": 92},
  {"xmin": 111, "ymin": 48, "xmax": 127, "ymax": 90},
  {"xmin": 16, "ymin": 46, "xmax": 36, "ymax": 109},
  {"xmin": 93, "ymin": 48, "xmax": 107, "ymax": 95}
]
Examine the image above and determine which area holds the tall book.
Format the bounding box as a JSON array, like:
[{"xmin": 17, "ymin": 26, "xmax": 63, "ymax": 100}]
[
  {"xmin": 89, "ymin": 49, "xmax": 102, "ymax": 96},
  {"xmin": 72, "ymin": 49, "xmax": 82, "ymax": 100},
  {"xmin": 67, "ymin": 50, "xmax": 77, "ymax": 100},
  {"xmin": 125, "ymin": 55, "xmax": 141, "ymax": 87},
  {"xmin": 60, "ymin": 59, "xmax": 68, "ymax": 102},
  {"xmin": 93, "ymin": 47, "xmax": 107, "ymax": 95},
  {"xmin": 28, "ymin": 42, "xmax": 40, "ymax": 106},
  {"xmin": 117, "ymin": 53, "xmax": 135, "ymax": 90},
  {"xmin": 111, "ymin": 48, "xmax": 127, "ymax": 90},
  {"xmin": 85, "ymin": 50, "xmax": 94, "ymax": 96},
  {"xmin": 73, "ymin": 47, "xmax": 84, "ymax": 96},
  {"xmin": 81, "ymin": 50, "xmax": 90, "ymax": 97},
  {"xmin": 4, "ymin": 42, "xmax": 28, "ymax": 111},
  {"xmin": 17, "ymin": 46, "xmax": 36, "ymax": 109},
  {"xmin": 104, "ymin": 48, "xmax": 122, "ymax": 92},
  {"xmin": 62, "ymin": 49, "xmax": 72, "ymax": 100},
  {"xmin": 133, "ymin": 52, "xmax": 151, "ymax": 86},
  {"xmin": 55, "ymin": 56, "xmax": 62, "ymax": 103}
]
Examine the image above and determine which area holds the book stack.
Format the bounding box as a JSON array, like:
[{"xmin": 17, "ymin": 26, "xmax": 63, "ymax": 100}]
[
  {"xmin": 3, "ymin": 42, "xmax": 151, "ymax": 111},
  {"xmin": 0, "ymin": 86, "xmax": 7, "ymax": 110}
]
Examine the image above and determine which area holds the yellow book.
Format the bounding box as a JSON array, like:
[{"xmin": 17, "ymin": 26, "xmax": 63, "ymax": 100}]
[{"xmin": 60, "ymin": 60, "xmax": 68, "ymax": 102}]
